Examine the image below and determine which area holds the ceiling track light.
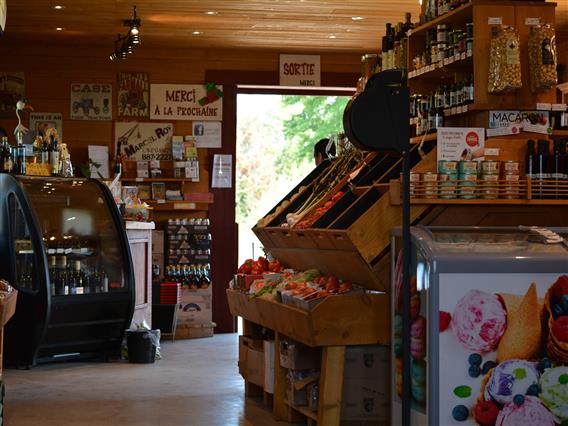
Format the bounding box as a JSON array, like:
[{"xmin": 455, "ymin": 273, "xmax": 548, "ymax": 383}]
[{"xmin": 109, "ymin": 5, "xmax": 142, "ymax": 61}]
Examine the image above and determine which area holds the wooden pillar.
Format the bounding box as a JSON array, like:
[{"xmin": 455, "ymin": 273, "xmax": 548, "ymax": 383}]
[{"xmin": 317, "ymin": 345, "xmax": 346, "ymax": 426}]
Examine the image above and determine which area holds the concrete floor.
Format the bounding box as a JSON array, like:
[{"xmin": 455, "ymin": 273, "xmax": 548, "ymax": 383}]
[{"xmin": 3, "ymin": 334, "xmax": 286, "ymax": 426}]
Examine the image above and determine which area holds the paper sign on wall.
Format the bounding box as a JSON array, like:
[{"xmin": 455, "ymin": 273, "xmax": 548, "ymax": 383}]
[
  {"xmin": 117, "ymin": 72, "xmax": 149, "ymax": 119},
  {"xmin": 279, "ymin": 54, "xmax": 321, "ymax": 87},
  {"xmin": 115, "ymin": 122, "xmax": 174, "ymax": 161},
  {"xmin": 212, "ymin": 154, "xmax": 232, "ymax": 188},
  {"xmin": 193, "ymin": 121, "xmax": 222, "ymax": 148},
  {"xmin": 437, "ymin": 127, "xmax": 485, "ymax": 163},
  {"xmin": 29, "ymin": 112, "xmax": 63, "ymax": 140},
  {"xmin": 150, "ymin": 83, "xmax": 223, "ymax": 121},
  {"xmin": 70, "ymin": 83, "xmax": 112, "ymax": 121}
]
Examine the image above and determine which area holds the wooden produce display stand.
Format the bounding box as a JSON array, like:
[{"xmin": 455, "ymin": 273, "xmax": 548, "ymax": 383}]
[
  {"xmin": 0, "ymin": 290, "xmax": 18, "ymax": 378},
  {"xmin": 227, "ymin": 289, "xmax": 390, "ymax": 426}
]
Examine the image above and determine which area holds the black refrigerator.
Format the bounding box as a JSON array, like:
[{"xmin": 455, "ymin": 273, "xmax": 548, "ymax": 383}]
[{"xmin": 0, "ymin": 175, "xmax": 135, "ymax": 367}]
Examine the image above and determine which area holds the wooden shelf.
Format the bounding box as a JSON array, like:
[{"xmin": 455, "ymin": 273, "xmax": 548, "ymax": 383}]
[
  {"xmin": 143, "ymin": 200, "xmax": 210, "ymax": 211},
  {"xmin": 410, "ymin": 133, "xmax": 438, "ymax": 145},
  {"xmin": 284, "ymin": 400, "xmax": 318, "ymax": 421},
  {"xmin": 553, "ymin": 130, "xmax": 568, "ymax": 136},
  {"xmin": 408, "ymin": 53, "xmax": 473, "ymax": 80},
  {"xmin": 121, "ymin": 178, "xmax": 198, "ymax": 183},
  {"xmin": 406, "ymin": 198, "xmax": 568, "ymax": 205},
  {"xmin": 226, "ymin": 290, "xmax": 389, "ymax": 347},
  {"xmin": 410, "ymin": 0, "xmax": 555, "ymax": 37}
]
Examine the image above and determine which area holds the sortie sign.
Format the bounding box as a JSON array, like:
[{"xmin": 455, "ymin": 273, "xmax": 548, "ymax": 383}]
[{"xmin": 279, "ymin": 54, "xmax": 321, "ymax": 87}]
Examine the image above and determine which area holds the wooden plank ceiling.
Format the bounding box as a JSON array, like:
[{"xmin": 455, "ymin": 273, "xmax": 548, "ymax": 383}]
[{"xmin": 1, "ymin": 0, "xmax": 567, "ymax": 53}]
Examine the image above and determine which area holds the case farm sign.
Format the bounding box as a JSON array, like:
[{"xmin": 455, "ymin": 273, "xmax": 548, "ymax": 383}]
[
  {"xmin": 279, "ymin": 54, "xmax": 321, "ymax": 87},
  {"xmin": 150, "ymin": 84, "xmax": 223, "ymax": 121}
]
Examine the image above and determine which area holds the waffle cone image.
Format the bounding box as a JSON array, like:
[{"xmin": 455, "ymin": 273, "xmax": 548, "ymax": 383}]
[
  {"xmin": 543, "ymin": 278, "xmax": 568, "ymax": 364},
  {"xmin": 477, "ymin": 369, "xmax": 492, "ymax": 404},
  {"xmin": 496, "ymin": 283, "xmax": 542, "ymax": 362}
]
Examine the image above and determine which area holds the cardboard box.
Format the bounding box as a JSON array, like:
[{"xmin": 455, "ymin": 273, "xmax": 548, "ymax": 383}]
[
  {"xmin": 174, "ymin": 322, "xmax": 214, "ymax": 339},
  {"xmin": 280, "ymin": 340, "xmax": 320, "ymax": 370},
  {"xmin": 246, "ymin": 347, "xmax": 265, "ymax": 387},
  {"xmin": 176, "ymin": 287, "xmax": 212, "ymax": 326},
  {"xmin": 263, "ymin": 340, "xmax": 275, "ymax": 394},
  {"xmin": 152, "ymin": 230, "xmax": 165, "ymax": 254},
  {"xmin": 341, "ymin": 378, "xmax": 390, "ymax": 421},
  {"xmin": 344, "ymin": 345, "xmax": 389, "ymax": 380}
]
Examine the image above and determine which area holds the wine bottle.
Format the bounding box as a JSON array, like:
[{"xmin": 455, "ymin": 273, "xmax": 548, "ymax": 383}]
[
  {"xmin": 50, "ymin": 135, "xmax": 60, "ymax": 176},
  {"xmin": 0, "ymin": 137, "xmax": 13, "ymax": 173},
  {"xmin": 48, "ymin": 255, "xmax": 57, "ymax": 295},
  {"xmin": 58, "ymin": 255, "xmax": 69, "ymax": 295}
]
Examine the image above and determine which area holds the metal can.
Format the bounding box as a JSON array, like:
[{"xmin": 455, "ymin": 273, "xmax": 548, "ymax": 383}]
[
  {"xmin": 401, "ymin": 172, "xmax": 421, "ymax": 197},
  {"xmin": 458, "ymin": 173, "xmax": 477, "ymax": 199},
  {"xmin": 458, "ymin": 160, "xmax": 478, "ymax": 174},
  {"xmin": 481, "ymin": 160, "xmax": 499, "ymax": 175},
  {"xmin": 438, "ymin": 160, "xmax": 458, "ymax": 174},
  {"xmin": 480, "ymin": 173, "xmax": 499, "ymax": 199},
  {"xmin": 502, "ymin": 173, "xmax": 520, "ymax": 199},
  {"xmin": 439, "ymin": 173, "xmax": 457, "ymax": 198},
  {"xmin": 500, "ymin": 160, "xmax": 520, "ymax": 176},
  {"xmin": 422, "ymin": 172, "xmax": 438, "ymax": 199}
]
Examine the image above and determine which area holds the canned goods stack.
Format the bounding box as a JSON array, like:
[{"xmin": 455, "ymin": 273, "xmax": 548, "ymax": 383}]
[
  {"xmin": 438, "ymin": 160, "xmax": 458, "ymax": 199},
  {"xmin": 458, "ymin": 161, "xmax": 478, "ymax": 199},
  {"xmin": 501, "ymin": 160, "xmax": 521, "ymax": 199},
  {"xmin": 480, "ymin": 160, "xmax": 499, "ymax": 199}
]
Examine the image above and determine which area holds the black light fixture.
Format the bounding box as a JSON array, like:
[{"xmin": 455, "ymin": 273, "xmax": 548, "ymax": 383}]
[{"xmin": 109, "ymin": 6, "xmax": 142, "ymax": 61}]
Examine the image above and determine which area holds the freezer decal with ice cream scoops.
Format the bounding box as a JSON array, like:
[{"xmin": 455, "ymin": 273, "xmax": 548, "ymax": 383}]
[{"xmin": 438, "ymin": 273, "xmax": 568, "ymax": 425}]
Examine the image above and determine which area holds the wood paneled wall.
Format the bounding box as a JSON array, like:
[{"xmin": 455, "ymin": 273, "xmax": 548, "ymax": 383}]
[{"xmin": 0, "ymin": 41, "xmax": 361, "ymax": 332}]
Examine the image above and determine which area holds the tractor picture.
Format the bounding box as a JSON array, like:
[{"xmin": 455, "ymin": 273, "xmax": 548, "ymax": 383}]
[{"xmin": 72, "ymin": 98, "xmax": 100, "ymax": 116}]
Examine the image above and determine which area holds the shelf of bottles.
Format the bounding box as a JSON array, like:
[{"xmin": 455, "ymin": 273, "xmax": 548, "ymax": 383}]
[{"xmin": 165, "ymin": 217, "xmax": 212, "ymax": 289}]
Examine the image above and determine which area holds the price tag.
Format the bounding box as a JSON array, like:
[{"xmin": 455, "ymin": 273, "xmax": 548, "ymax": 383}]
[
  {"xmin": 157, "ymin": 200, "xmax": 166, "ymax": 204},
  {"xmin": 467, "ymin": 50, "xmax": 473, "ymax": 58},
  {"xmin": 525, "ymin": 17, "xmax": 540, "ymax": 26},
  {"xmin": 551, "ymin": 104, "xmax": 567, "ymax": 111},
  {"xmin": 488, "ymin": 17, "xmax": 503, "ymax": 25},
  {"xmin": 536, "ymin": 103, "xmax": 552, "ymax": 111},
  {"xmin": 485, "ymin": 148, "xmax": 500, "ymax": 156},
  {"xmin": 135, "ymin": 177, "xmax": 143, "ymax": 182},
  {"xmin": 460, "ymin": 52, "xmax": 466, "ymax": 60}
]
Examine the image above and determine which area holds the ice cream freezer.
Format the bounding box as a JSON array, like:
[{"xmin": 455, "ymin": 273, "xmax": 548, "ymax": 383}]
[{"xmin": 391, "ymin": 226, "xmax": 568, "ymax": 426}]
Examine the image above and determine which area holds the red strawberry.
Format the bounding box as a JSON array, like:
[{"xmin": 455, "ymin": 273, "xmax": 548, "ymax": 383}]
[
  {"xmin": 552, "ymin": 316, "xmax": 568, "ymax": 343},
  {"xmin": 439, "ymin": 311, "xmax": 452, "ymax": 332},
  {"xmin": 474, "ymin": 400, "xmax": 499, "ymax": 426}
]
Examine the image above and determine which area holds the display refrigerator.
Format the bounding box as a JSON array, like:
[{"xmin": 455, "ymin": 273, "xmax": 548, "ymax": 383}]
[
  {"xmin": 391, "ymin": 226, "xmax": 568, "ymax": 426},
  {"xmin": 0, "ymin": 174, "xmax": 134, "ymax": 367}
]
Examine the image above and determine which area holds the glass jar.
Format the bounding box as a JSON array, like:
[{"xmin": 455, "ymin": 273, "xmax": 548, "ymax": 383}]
[{"xmin": 437, "ymin": 24, "xmax": 448, "ymax": 43}]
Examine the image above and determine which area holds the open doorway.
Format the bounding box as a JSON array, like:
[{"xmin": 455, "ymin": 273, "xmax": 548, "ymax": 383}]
[{"xmin": 236, "ymin": 93, "xmax": 350, "ymax": 268}]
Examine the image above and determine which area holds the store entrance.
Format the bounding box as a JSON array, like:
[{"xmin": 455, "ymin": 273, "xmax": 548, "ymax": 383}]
[{"xmin": 235, "ymin": 90, "xmax": 350, "ymax": 333}]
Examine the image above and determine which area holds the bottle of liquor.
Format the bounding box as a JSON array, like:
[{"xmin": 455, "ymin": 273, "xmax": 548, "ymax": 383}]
[
  {"xmin": 0, "ymin": 137, "xmax": 14, "ymax": 173},
  {"xmin": 552, "ymin": 140, "xmax": 565, "ymax": 199},
  {"xmin": 58, "ymin": 255, "xmax": 69, "ymax": 295},
  {"xmin": 48, "ymin": 255, "xmax": 58, "ymax": 295},
  {"xmin": 14, "ymin": 141, "xmax": 26, "ymax": 175},
  {"xmin": 41, "ymin": 137, "xmax": 49, "ymax": 164},
  {"xmin": 101, "ymin": 269, "xmax": 109, "ymax": 292},
  {"xmin": 70, "ymin": 260, "xmax": 84, "ymax": 295},
  {"xmin": 535, "ymin": 139, "xmax": 550, "ymax": 199},
  {"xmin": 203, "ymin": 264, "xmax": 212, "ymax": 287},
  {"xmin": 50, "ymin": 135, "xmax": 60, "ymax": 176}
]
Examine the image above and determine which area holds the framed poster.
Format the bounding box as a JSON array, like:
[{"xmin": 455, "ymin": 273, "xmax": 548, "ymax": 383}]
[
  {"xmin": 150, "ymin": 83, "xmax": 223, "ymax": 121},
  {"xmin": 0, "ymin": 72, "xmax": 25, "ymax": 118},
  {"xmin": 70, "ymin": 83, "xmax": 112, "ymax": 121},
  {"xmin": 117, "ymin": 72, "xmax": 149, "ymax": 119},
  {"xmin": 29, "ymin": 112, "xmax": 63, "ymax": 139},
  {"xmin": 115, "ymin": 122, "xmax": 174, "ymax": 161}
]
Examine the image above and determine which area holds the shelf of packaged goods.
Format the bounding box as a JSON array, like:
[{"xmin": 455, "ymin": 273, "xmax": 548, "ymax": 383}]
[
  {"xmin": 408, "ymin": 52, "xmax": 473, "ymax": 80},
  {"xmin": 226, "ymin": 289, "xmax": 389, "ymax": 347},
  {"xmin": 121, "ymin": 178, "xmax": 197, "ymax": 183},
  {"xmin": 390, "ymin": 178, "xmax": 568, "ymax": 205},
  {"xmin": 409, "ymin": 0, "xmax": 555, "ymax": 37},
  {"xmin": 144, "ymin": 200, "xmax": 211, "ymax": 211}
]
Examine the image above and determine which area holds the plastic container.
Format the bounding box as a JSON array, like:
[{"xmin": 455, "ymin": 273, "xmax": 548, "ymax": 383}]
[{"xmin": 127, "ymin": 330, "xmax": 157, "ymax": 364}]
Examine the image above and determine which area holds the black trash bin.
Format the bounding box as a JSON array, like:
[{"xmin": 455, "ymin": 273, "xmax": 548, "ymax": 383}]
[{"xmin": 126, "ymin": 330, "xmax": 156, "ymax": 364}]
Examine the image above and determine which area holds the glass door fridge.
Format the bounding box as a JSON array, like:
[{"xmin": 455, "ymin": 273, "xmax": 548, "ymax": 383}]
[
  {"xmin": 391, "ymin": 226, "xmax": 568, "ymax": 426},
  {"xmin": 0, "ymin": 175, "xmax": 134, "ymax": 367}
]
